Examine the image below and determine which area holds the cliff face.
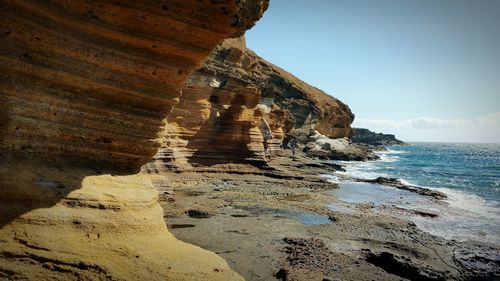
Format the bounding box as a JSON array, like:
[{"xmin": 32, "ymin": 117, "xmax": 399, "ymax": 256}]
[
  {"xmin": 209, "ymin": 38, "xmax": 354, "ymax": 138},
  {"xmin": 1, "ymin": 0, "xmax": 267, "ymax": 173},
  {"xmin": 0, "ymin": 1, "xmax": 268, "ymax": 279},
  {"xmin": 145, "ymin": 37, "xmax": 354, "ymax": 171}
]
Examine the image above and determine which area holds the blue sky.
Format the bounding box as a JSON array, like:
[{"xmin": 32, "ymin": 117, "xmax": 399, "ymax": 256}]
[{"xmin": 246, "ymin": 0, "xmax": 500, "ymax": 143}]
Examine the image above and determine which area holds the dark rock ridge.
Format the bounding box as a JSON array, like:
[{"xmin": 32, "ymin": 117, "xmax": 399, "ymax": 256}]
[
  {"xmin": 276, "ymin": 237, "xmax": 346, "ymax": 280},
  {"xmin": 351, "ymin": 127, "xmax": 404, "ymax": 146},
  {"xmin": 365, "ymin": 251, "xmax": 449, "ymax": 281},
  {"xmin": 452, "ymin": 242, "xmax": 500, "ymax": 281},
  {"xmin": 360, "ymin": 177, "xmax": 447, "ymax": 200}
]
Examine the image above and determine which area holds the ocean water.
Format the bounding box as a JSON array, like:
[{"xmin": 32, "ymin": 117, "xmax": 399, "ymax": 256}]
[{"xmin": 327, "ymin": 142, "xmax": 500, "ymax": 244}]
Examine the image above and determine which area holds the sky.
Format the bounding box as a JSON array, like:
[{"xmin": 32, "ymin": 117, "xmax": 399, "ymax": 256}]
[{"xmin": 246, "ymin": 0, "xmax": 500, "ymax": 143}]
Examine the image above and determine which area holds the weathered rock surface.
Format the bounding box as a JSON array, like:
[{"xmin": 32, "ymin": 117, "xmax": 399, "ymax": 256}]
[
  {"xmin": 351, "ymin": 128, "xmax": 404, "ymax": 146},
  {"xmin": 0, "ymin": 172, "xmax": 243, "ymax": 280},
  {"xmin": 163, "ymin": 170, "xmax": 498, "ymax": 281},
  {"xmin": 0, "ymin": 0, "xmax": 268, "ymax": 279},
  {"xmin": 144, "ymin": 85, "xmax": 270, "ymax": 172},
  {"xmin": 293, "ymin": 129, "xmax": 379, "ymax": 161},
  {"xmin": 452, "ymin": 242, "xmax": 500, "ymax": 281},
  {"xmin": 1, "ymin": 0, "xmax": 267, "ymax": 172},
  {"xmin": 276, "ymin": 237, "xmax": 347, "ymax": 281},
  {"xmin": 204, "ymin": 37, "xmax": 354, "ymax": 139},
  {"xmin": 145, "ymin": 36, "xmax": 354, "ymax": 171}
]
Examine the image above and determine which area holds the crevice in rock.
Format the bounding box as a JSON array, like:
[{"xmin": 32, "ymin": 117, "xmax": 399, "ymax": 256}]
[{"xmin": 365, "ymin": 251, "xmax": 445, "ymax": 281}]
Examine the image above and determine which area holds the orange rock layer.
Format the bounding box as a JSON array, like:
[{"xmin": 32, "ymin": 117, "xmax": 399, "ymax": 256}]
[
  {"xmin": 146, "ymin": 85, "xmax": 269, "ymax": 172},
  {"xmin": 145, "ymin": 37, "xmax": 354, "ymax": 172},
  {"xmin": 0, "ymin": 1, "xmax": 268, "ymax": 279},
  {"xmin": 0, "ymin": 0, "xmax": 267, "ymax": 173}
]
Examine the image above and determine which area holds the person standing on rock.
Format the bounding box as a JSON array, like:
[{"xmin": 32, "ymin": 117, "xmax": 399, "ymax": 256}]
[
  {"xmin": 289, "ymin": 138, "xmax": 297, "ymax": 156},
  {"xmin": 258, "ymin": 117, "xmax": 273, "ymax": 153}
]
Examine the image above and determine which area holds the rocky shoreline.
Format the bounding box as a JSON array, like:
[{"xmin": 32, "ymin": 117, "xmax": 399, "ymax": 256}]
[
  {"xmin": 157, "ymin": 148, "xmax": 500, "ymax": 281},
  {"xmin": 2, "ymin": 1, "xmax": 497, "ymax": 280}
]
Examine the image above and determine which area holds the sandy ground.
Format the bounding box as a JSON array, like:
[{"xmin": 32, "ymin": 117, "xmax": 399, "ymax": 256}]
[{"xmin": 156, "ymin": 153, "xmax": 499, "ymax": 281}]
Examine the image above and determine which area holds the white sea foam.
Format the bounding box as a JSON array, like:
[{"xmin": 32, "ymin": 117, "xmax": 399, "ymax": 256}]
[
  {"xmin": 395, "ymin": 179, "xmax": 500, "ymax": 218},
  {"xmin": 411, "ymin": 197, "xmax": 500, "ymax": 245},
  {"xmin": 321, "ymin": 174, "xmax": 341, "ymax": 184},
  {"xmin": 335, "ymin": 161, "xmax": 387, "ymax": 180},
  {"xmin": 390, "ymin": 179, "xmax": 500, "ymax": 243},
  {"xmin": 378, "ymin": 153, "xmax": 399, "ymax": 162},
  {"xmin": 399, "ymin": 178, "xmax": 417, "ymax": 186},
  {"xmin": 384, "ymin": 148, "xmax": 406, "ymax": 154},
  {"xmin": 375, "ymin": 149, "xmax": 403, "ymax": 162},
  {"xmin": 411, "ymin": 216, "xmax": 500, "ymax": 245},
  {"xmin": 437, "ymin": 187, "xmax": 500, "ymax": 220},
  {"xmin": 330, "ymin": 172, "xmax": 500, "ymax": 244},
  {"xmin": 331, "ymin": 180, "xmax": 500, "ymax": 244},
  {"xmin": 329, "ymin": 144, "xmax": 500, "ymax": 244}
]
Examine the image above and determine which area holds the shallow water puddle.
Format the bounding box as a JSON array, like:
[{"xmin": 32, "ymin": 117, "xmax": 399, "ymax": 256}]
[
  {"xmin": 326, "ymin": 202, "xmax": 356, "ymax": 214},
  {"xmin": 234, "ymin": 205, "xmax": 331, "ymax": 225},
  {"xmin": 294, "ymin": 213, "xmax": 331, "ymax": 225}
]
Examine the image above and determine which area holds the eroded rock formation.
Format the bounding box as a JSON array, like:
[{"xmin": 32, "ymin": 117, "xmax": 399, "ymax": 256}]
[
  {"xmin": 300, "ymin": 130, "xmax": 379, "ymax": 161},
  {"xmin": 208, "ymin": 38, "xmax": 354, "ymax": 138},
  {"xmin": 146, "ymin": 85, "xmax": 270, "ymax": 172},
  {"xmin": 145, "ymin": 37, "xmax": 354, "ymax": 172},
  {"xmin": 0, "ymin": 0, "xmax": 268, "ymax": 279}
]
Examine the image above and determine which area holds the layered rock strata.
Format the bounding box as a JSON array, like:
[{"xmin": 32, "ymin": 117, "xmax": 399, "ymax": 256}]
[
  {"xmin": 145, "ymin": 85, "xmax": 269, "ymax": 172},
  {"xmin": 145, "ymin": 37, "xmax": 354, "ymax": 171},
  {"xmin": 1, "ymin": 0, "xmax": 267, "ymax": 172},
  {"xmin": 0, "ymin": 0, "xmax": 268, "ymax": 279}
]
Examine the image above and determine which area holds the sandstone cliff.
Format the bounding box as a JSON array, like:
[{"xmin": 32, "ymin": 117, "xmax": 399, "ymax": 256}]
[
  {"xmin": 145, "ymin": 37, "xmax": 354, "ymax": 172},
  {"xmin": 0, "ymin": 1, "xmax": 268, "ymax": 279}
]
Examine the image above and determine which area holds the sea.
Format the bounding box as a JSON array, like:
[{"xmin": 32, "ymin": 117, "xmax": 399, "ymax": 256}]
[{"xmin": 325, "ymin": 142, "xmax": 500, "ymax": 245}]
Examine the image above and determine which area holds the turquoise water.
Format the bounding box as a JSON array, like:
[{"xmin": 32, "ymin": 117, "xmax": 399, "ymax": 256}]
[
  {"xmin": 328, "ymin": 142, "xmax": 500, "ymax": 244},
  {"xmin": 340, "ymin": 142, "xmax": 500, "ymax": 204},
  {"xmin": 376, "ymin": 143, "xmax": 499, "ymax": 202}
]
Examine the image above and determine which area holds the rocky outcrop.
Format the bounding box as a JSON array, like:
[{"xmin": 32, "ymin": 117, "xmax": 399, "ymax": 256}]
[
  {"xmin": 295, "ymin": 130, "xmax": 379, "ymax": 161},
  {"xmin": 453, "ymin": 242, "xmax": 500, "ymax": 281},
  {"xmin": 145, "ymin": 37, "xmax": 354, "ymax": 171},
  {"xmin": 144, "ymin": 85, "xmax": 270, "ymax": 172},
  {"xmin": 1, "ymin": 0, "xmax": 267, "ymax": 173},
  {"xmin": 207, "ymin": 38, "xmax": 354, "ymax": 139},
  {"xmin": 0, "ymin": 0, "xmax": 268, "ymax": 279},
  {"xmin": 359, "ymin": 177, "xmax": 447, "ymax": 200},
  {"xmin": 276, "ymin": 237, "xmax": 341, "ymax": 280},
  {"xmin": 351, "ymin": 128, "xmax": 404, "ymax": 146}
]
